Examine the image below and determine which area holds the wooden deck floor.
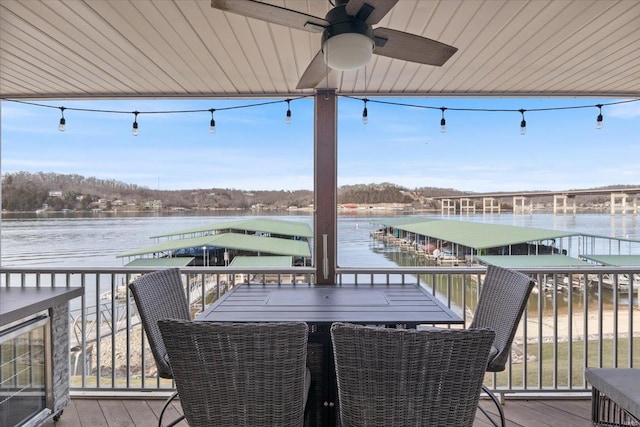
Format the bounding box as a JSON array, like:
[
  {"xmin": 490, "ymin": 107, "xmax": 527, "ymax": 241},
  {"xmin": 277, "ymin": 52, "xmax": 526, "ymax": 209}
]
[{"xmin": 51, "ymin": 397, "xmax": 593, "ymax": 427}]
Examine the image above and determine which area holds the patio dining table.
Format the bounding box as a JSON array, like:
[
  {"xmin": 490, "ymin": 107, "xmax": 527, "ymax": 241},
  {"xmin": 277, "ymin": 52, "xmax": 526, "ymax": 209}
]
[{"xmin": 196, "ymin": 283, "xmax": 463, "ymax": 427}]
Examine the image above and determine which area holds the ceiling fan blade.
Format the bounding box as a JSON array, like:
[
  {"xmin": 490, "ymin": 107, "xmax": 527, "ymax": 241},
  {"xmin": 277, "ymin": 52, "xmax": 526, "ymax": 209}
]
[
  {"xmin": 211, "ymin": 0, "xmax": 327, "ymax": 33},
  {"xmin": 346, "ymin": 0, "xmax": 399, "ymax": 25},
  {"xmin": 297, "ymin": 50, "xmax": 331, "ymax": 89},
  {"xmin": 373, "ymin": 27, "xmax": 458, "ymax": 66}
]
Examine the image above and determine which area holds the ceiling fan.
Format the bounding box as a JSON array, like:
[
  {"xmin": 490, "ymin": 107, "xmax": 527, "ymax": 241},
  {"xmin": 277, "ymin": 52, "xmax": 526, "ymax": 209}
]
[{"xmin": 211, "ymin": 0, "xmax": 458, "ymax": 89}]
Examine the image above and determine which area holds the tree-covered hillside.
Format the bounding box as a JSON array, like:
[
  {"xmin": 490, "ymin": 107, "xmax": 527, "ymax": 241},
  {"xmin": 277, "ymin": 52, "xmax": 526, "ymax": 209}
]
[
  {"xmin": 2, "ymin": 171, "xmax": 634, "ymax": 213},
  {"xmin": 3, "ymin": 172, "xmax": 443, "ymax": 212}
]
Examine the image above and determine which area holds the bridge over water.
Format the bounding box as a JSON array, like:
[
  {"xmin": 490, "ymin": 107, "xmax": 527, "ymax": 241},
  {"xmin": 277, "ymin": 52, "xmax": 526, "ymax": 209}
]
[{"xmin": 431, "ymin": 187, "xmax": 640, "ymax": 215}]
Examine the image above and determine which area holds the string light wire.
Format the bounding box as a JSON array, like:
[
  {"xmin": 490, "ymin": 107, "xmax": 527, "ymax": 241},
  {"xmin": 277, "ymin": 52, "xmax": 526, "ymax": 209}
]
[
  {"xmin": 3, "ymin": 96, "xmax": 638, "ymax": 135},
  {"xmin": 343, "ymin": 96, "xmax": 639, "ymax": 134}
]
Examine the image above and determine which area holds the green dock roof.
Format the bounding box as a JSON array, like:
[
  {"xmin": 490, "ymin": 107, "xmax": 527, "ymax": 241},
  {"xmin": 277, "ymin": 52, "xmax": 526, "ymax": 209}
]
[
  {"xmin": 151, "ymin": 218, "xmax": 313, "ymax": 239},
  {"xmin": 118, "ymin": 232, "xmax": 311, "ymax": 258},
  {"xmin": 476, "ymin": 255, "xmax": 589, "ymax": 268},
  {"xmin": 377, "ymin": 218, "xmax": 578, "ymax": 250},
  {"xmin": 580, "ymin": 255, "xmax": 640, "ymax": 266},
  {"xmin": 124, "ymin": 257, "xmax": 196, "ymax": 267},
  {"xmin": 229, "ymin": 255, "xmax": 293, "ymax": 267}
]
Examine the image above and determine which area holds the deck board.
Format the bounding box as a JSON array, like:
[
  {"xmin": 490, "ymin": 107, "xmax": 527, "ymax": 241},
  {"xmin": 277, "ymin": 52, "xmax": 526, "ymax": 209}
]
[
  {"xmin": 51, "ymin": 397, "xmax": 592, "ymax": 427},
  {"xmin": 100, "ymin": 399, "xmax": 135, "ymax": 426},
  {"xmin": 71, "ymin": 399, "xmax": 109, "ymax": 427},
  {"xmin": 122, "ymin": 400, "xmax": 165, "ymax": 427}
]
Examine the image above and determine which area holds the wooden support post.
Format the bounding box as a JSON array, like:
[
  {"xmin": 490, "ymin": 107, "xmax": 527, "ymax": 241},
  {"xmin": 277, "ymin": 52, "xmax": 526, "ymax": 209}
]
[{"xmin": 314, "ymin": 90, "xmax": 337, "ymax": 285}]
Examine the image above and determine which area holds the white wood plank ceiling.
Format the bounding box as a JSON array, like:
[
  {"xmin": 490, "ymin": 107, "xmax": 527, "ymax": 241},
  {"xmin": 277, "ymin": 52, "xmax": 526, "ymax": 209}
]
[{"xmin": 1, "ymin": 0, "xmax": 639, "ymax": 100}]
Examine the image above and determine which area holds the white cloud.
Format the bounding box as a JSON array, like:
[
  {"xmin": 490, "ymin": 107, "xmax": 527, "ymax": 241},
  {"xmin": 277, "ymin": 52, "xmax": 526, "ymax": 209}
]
[
  {"xmin": 608, "ymin": 101, "xmax": 640, "ymax": 119},
  {"xmin": 2, "ymin": 159, "xmax": 80, "ymax": 169},
  {"xmin": 0, "ymin": 104, "xmax": 39, "ymax": 119}
]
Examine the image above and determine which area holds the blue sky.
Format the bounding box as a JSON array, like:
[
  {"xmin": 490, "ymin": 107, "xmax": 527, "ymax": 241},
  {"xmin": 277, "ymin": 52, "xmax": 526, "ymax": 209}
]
[{"xmin": 1, "ymin": 96, "xmax": 639, "ymax": 192}]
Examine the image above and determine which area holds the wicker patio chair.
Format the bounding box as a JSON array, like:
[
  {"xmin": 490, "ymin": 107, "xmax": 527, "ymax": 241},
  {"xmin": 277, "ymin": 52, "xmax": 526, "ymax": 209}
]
[
  {"xmin": 128, "ymin": 268, "xmax": 190, "ymax": 427},
  {"xmin": 330, "ymin": 322, "xmax": 495, "ymax": 427},
  {"xmin": 158, "ymin": 319, "xmax": 310, "ymax": 427},
  {"xmin": 470, "ymin": 265, "xmax": 535, "ymax": 427}
]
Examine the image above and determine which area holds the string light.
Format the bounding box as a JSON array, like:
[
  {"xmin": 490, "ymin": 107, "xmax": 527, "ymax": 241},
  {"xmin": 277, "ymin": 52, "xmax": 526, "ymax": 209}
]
[
  {"xmin": 132, "ymin": 111, "xmax": 139, "ymax": 136},
  {"xmin": 58, "ymin": 107, "xmax": 66, "ymax": 132},
  {"xmin": 4, "ymin": 96, "xmax": 637, "ymax": 135},
  {"xmin": 362, "ymin": 98, "xmax": 368, "ymax": 124},
  {"xmin": 285, "ymin": 99, "xmax": 292, "ymax": 124},
  {"xmin": 343, "ymin": 96, "xmax": 640, "ymax": 134},
  {"xmin": 596, "ymin": 104, "xmax": 603, "ymax": 129},
  {"xmin": 209, "ymin": 109, "xmax": 216, "ymax": 134}
]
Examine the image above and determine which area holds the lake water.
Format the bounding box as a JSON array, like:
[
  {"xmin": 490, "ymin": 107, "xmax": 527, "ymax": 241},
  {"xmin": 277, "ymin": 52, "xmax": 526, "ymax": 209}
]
[
  {"xmin": 3, "ymin": 211, "xmax": 638, "ymax": 312},
  {"xmin": 1, "ymin": 211, "xmax": 639, "ymax": 268}
]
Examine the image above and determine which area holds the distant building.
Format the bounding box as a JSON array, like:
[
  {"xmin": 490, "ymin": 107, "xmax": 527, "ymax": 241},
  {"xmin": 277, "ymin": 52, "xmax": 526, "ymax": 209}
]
[
  {"xmin": 144, "ymin": 200, "xmax": 163, "ymax": 210},
  {"xmin": 97, "ymin": 198, "xmax": 110, "ymax": 209}
]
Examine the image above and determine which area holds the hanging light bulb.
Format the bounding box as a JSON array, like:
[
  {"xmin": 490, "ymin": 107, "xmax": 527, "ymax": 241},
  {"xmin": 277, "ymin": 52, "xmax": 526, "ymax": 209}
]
[
  {"xmin": 596, "ymin": 104, "xmax": 603, "ymax": 129},
  {"xmin": 362, "ymin": 99, "xmax": 368, "ymax": 124},
  {"xmin": 285, "ymin": 99, "xmax": 292, "ymax": 124},
  {"xmin": 209, "ymin": 109, "xmax": 216, "ymax": 134},
  {"xmin": 440, "ymin": 107, "xmax": 447, "ymax": 133},
  {"xmin": 519, "ymin": 109, "xmax": 527, "ymax": 135},
  {"xmin": 132, "ymin": 111, "xmax": 139, "ymax": 136},
  {"xmin": 58, "ymin": 107, "xmax": 66, "ymax": 132}
]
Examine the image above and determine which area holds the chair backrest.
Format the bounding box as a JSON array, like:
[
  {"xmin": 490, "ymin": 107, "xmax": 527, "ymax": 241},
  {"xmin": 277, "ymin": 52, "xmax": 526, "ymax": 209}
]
[
  {"xmin": 469, "ymin": 264, "xmax": 535, "ymax": 372},
  {"xmin": 158, "ymin": 320, "xmax": 309, "ymax": 427},
  {"xmin": 128, "ymin": 268, "xmax": 190, "ymax": 379},
  {"xmin": 330, "ymin": 322, "xmax": 495, "ymax": 427}
]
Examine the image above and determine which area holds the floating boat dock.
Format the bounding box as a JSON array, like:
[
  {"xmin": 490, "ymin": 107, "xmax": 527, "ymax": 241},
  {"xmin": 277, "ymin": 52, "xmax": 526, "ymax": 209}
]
[
  {"xmin": 117, "ymin": 218, "xmax": 313, "ymax": 268},
  {"xmin": 372, "ymin": 217, "xmax": 640, "ymax": 294}
]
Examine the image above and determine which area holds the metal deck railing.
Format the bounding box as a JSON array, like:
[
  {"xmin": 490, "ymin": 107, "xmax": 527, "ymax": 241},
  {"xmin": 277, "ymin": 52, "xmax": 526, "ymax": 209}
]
[{"xmin": 1, "ymin": 265, "xmax": 637, "ymax": 399}]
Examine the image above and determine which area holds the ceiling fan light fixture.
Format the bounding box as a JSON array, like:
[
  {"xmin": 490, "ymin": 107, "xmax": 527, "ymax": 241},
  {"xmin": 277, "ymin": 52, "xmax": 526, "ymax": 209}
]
[
  {"xmin": 323, "ymin": 32, "xmax": 374, "ymax": 71},
  {"xmin": 321, "ymin": 5, "xmax": 374, "ymax": 72}
]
